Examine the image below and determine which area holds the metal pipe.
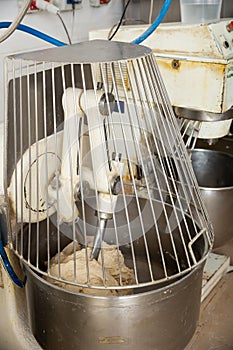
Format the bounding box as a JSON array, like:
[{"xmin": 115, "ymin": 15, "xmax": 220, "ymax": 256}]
[{"xmin": 91, "ymin": 218, "xmax": 108, "ymax": 260}]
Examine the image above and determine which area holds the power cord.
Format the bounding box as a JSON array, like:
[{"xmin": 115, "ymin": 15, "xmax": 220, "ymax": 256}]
[
  {"xmin": 0, "ymin": 1, "xmax": 172, "ymax": 47},
  {"xmin": 108, "ymin": 0, "xmax": 131, "ymax": 41},
  {"xmin": 57, "ymin": 12, "xmax": 72, "ymax": 44},
  {"xmin": 34, "ymin": 0, "xmax": 72, "ymax": 45},
  {"xmin": 71, "ymin": 0, "xmax": 76, "ymax": 11},
  {"xmin": 71, "ymin": 0, "xmax": 76, "ymax": 41}
]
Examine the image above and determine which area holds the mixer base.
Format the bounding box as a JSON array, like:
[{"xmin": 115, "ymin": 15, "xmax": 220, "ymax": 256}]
[{"xmin": 201, "ymin": 253, "xmax": 230, "ymax": 302}]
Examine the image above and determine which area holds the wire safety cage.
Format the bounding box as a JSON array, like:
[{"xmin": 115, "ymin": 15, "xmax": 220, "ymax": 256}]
[{"xmin": 5, "ymin": 40, "xmax": 213, "ymax": 296}]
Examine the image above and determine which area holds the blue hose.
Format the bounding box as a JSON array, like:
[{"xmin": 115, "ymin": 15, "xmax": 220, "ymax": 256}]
[
  {"xmin": 0, "ymin": 0, "xmax": 172, "ymax": 48},
  {"xmin": 0, "ymin": 22, "xmax": 67, "ymax": 47},
  {"xmin": 0, "ymin": 240, "xmax": 26, "ymax": 288},
  {"xmin": 132, "ymin": 0, "xmax": 172, "ymax": 44}
]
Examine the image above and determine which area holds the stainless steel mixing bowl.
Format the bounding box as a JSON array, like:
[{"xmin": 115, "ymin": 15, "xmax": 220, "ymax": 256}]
[
  {"xmin": 22, "ymin": 198, "xmax": 209, "ymax": 350},
  {"xmin": 191, "ymin": 149, "xmax": 233, "ymax": 248},
  {"xmin": 25, "ymin": 262, "xmax": 205, "ymax": 350}
]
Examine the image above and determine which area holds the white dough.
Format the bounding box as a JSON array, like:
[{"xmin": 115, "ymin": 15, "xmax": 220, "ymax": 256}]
[{"xmin": 46, "ymin": 239, "xmax": 135, "ymax": 296}]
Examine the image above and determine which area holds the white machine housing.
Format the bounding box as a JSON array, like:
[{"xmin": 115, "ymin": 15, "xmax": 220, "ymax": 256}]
[{"xmin": 90, "ymin": 20, "xmax": 233, "ymax": 138}]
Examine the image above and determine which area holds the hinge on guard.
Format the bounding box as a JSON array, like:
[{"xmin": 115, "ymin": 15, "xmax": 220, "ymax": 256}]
[{"xmin": 0, "ymin": 197, "xmax": 26, "ymax": 288}]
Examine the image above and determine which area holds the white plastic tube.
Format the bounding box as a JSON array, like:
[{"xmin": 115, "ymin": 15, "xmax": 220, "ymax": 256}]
[
  {"xmin": 0, "ymin": 0, "xmax": 32, "ymax": 43},
  {"xmin": 35, "ymin": 0, "xmax": 59, "ymax": 14}
]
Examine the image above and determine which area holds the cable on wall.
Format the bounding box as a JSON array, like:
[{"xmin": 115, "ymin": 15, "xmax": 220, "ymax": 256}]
[
  {"xmin": 0, "ymin": 22, "xmax": 67, "ymax": 46},
  {"xmin": 0, "ymin": 1, "xmax": 172, "ymax": 49},
  {"xmin": 108, "ymin": 0, "xmax": 172, "ymax": 45},
  {"xmin": 108, "ymin": 0, "xmax": 131, "ymax": 41},
  {"xmin": 57, "ymin": 12, "xmax": 72, "ymax": 45}
]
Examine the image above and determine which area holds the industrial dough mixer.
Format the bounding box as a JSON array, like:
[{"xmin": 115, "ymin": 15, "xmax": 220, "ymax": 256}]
[
  {"xmin": 3, "ymin": 39, "xmax": 213, "ymax": 349},
  {"xmin": 89, "ymin": 16, "xmax": 233, "ymax": 248}
]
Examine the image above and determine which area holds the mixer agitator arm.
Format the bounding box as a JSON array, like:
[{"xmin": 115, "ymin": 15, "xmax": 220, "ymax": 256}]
[{"xmin": 48, "ymin": 88, "xmax": 124, "ymax": 235}]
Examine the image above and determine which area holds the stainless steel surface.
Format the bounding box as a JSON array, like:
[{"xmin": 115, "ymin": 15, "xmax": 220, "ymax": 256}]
[
  {"xmin": 14, "ymin": 40, "xmax": 151, "ymax": 63},
  {"xmin": 191, "ymin": 149, "xmax": 233, "ymax": 248},
  {"xmin": 5, "ymin": 40, "xmax": 213, "ymax": 349},
  {"xmin": 175, "ymin": 107, "xmax": 233, "ymax": 123},
  {"xmin": 24, "ymin": 244, "xmax": 206, "ymax": 350},
  {"xmin": 91, "ymin": 217, "xmax": 108, "ymax": 260}
]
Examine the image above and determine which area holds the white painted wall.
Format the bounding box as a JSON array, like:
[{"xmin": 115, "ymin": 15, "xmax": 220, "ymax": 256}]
[{"xmin": 0, "ymin": 0, "xmax": 123, "ymax": 121}]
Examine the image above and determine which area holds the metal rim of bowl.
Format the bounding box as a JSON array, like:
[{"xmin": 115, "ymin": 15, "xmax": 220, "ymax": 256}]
[{"xmin": 23, "ymin": 259, "xmax": 206, "ymax": 300}]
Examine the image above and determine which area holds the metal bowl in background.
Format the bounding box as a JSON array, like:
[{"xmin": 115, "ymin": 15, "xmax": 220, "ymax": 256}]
[{"xmin": 191, "ymin": 149, "xmax": 233, "ymax": 248}]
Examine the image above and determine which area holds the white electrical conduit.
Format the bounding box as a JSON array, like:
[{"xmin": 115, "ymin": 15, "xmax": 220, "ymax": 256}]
[
  {"xmin": 0, "ymin": 0, "xmax": 32, "ymax": 43},
  {"xmin": 149, "ymin": 0, "xmax": 154, "ymax": 24}
]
